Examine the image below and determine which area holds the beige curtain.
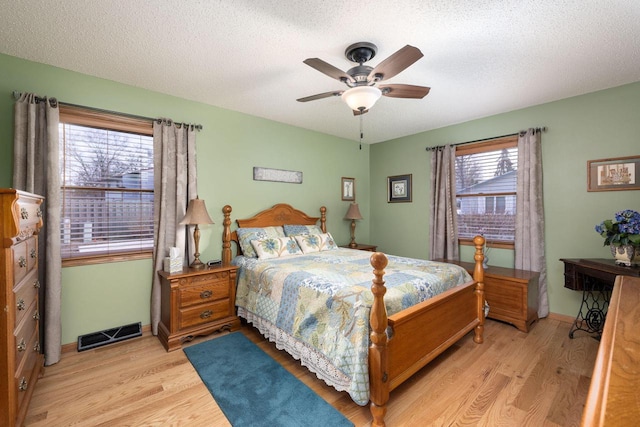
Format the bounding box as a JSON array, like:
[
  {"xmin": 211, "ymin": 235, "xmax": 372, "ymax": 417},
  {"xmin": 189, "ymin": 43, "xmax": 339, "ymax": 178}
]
[
  {"xmin": 13, "ymin": 93, "xmax": 62, "ymax": 366},
  {"xmin": 429, "ymin": 145, "xmax": 459, "ymax": 260},
  {"xmin": 515, "ymin": 128, "xmax": 548, "ymax": 317},
  {"xmin": 151, "ymin": 120, "xmax": 198, "ymax": 335}
]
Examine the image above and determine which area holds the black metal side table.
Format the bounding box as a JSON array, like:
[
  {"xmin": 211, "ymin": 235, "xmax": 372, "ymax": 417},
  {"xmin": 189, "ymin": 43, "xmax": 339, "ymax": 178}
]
[{"xmin": 560, "ymin": 258, "xmax": 640, "ymax": 338}]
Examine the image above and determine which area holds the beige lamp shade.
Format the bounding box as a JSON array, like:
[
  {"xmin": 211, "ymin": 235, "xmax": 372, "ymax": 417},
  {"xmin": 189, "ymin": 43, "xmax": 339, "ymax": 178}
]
[
  {"xmin": 344, "ymin": 202, "xmax": 363, "ymax": 220},
  {"xmin": 180, "ymin": 198, "xmax": 214, "ymax": 225},
  {"xmin": 345, "ymin": 203, "xmax": 363, "ymax": 248}
]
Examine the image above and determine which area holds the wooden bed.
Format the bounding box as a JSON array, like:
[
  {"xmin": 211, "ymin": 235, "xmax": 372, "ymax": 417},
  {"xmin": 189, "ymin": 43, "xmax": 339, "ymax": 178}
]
[{"xmin": 221, "ymin": 203, "xmax": 485, "ymax": 427}]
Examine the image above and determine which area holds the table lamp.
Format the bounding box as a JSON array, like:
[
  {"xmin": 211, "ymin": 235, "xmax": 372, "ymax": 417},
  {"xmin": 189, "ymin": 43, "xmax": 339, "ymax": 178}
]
[
  {"xmin": 179, "ymin": 197, "xmax": 214, "ymax": 269},
  {"xmin": 344, "ymin": 202, "xmax": 363, "ymax": 248}
]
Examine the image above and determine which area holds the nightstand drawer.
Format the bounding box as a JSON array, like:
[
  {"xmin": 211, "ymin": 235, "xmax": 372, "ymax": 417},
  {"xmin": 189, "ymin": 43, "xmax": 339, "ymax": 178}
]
[
  {"xmin": 179, "ymin": 281, "xmax": 230, "ymax": 308},
  {"xmin": 182, "ymin": 270, "xmax": 229, "ymax": 286},
  {"xmin": 179, "ymin": 299, "xmax": 231, "ymax": 329}
]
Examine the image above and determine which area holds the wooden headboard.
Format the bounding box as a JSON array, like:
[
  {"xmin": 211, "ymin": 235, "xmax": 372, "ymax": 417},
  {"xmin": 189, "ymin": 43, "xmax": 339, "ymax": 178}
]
[{"xmin": 221, "ymin": 203, "xmax": 327, "ymax": 263}]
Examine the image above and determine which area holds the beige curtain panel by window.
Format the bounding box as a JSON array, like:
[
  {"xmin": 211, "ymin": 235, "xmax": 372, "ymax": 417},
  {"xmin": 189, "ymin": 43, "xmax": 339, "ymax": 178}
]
[
  {"xmin": 515, "ymin": 128, "xmax": 548, "ymax": 318},
  {"xmin": 13, "ymin": 93, "xmax": 63, "ymax": 366},
  {"xmin": 429, "ymin": 145, "xmax": 459, "ymax": 261},
  {"xmin": 150, "ymin": 120, "xmax": 198, "ymax": 335}
]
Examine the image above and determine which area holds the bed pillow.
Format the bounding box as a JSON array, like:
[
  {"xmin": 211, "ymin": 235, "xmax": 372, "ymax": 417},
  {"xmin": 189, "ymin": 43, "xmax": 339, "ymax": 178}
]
[
  {"xmin": 295, "ymin": 233, "xmax": 338, "ymax": 254},
  {"xmin": 283, "ymin": 224, "xmax": 324, "ymax": 237},
  {"xmin": 250, "ymin": 236, "xmax": 303, "ymax": 259},
  {"xmin": 236, "ymin": 226, "xmax": 285, "ymax": 258}
]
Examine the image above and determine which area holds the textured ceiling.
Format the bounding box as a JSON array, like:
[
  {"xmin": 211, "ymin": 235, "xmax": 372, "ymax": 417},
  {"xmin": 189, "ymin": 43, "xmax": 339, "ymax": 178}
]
[{"xmin": 1, "ymin": 1, "xmax": 639, "ymax": 143}]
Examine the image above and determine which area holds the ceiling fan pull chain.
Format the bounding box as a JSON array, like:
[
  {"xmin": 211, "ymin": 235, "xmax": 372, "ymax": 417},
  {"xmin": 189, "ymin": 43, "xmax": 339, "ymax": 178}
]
[{"xmin": 359, "ymin": 113, "xmax": 363, "ymax": 150}]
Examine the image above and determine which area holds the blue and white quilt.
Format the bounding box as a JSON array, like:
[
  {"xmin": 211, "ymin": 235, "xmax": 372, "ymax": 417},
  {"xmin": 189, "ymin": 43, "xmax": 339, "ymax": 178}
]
[{"xmin": 233, "ymin": 248, "xmax": 472, "ymax": 405}]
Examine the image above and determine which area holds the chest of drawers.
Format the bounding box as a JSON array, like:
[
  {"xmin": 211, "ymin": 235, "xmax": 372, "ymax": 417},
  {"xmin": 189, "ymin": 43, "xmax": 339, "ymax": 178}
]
[
  {"xmin": 157, "ymin": 264, "xmax": 240, "ymax": 351},
  {"xmin": 1, "ymin": 189, "xmax": 44, "ymax": 426}
]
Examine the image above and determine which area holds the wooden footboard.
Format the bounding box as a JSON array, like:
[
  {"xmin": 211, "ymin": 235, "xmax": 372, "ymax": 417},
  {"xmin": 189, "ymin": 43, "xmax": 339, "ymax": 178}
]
[
  {"xmin": 221, "ymin": 204, "xmax": 485, "ymax": 427},
  {"xmin": 369, "ymin": 236, "xmax": 485, "ymax": 427}
]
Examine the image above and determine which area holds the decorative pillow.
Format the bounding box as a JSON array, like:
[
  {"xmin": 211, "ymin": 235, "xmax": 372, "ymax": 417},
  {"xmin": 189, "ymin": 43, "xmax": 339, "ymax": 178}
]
[
  {"xmin": 250, "ymin": 237, "xmax": 303, "ymax": 259},
  {"xmin": 236, "ymin": 226, "xmax": 285, "ymax": 258},
  {"xmin": 295, "ymin": 233, "xmax": 338, "ymax": 254},
  {"xmin": 283, "ymin": 224, "xmax": 324, "ymax": 237}
]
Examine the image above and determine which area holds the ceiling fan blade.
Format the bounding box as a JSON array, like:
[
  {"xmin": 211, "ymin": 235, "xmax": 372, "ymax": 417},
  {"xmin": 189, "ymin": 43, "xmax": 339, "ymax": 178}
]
[
  {"xmin": 303, "ymin": 58, "xmax": 356, "ymax": 84},
  {"xmin": 296, "ymin": 90, "xmax": 344, "ymax": 102},
  {"xmin": 379, "ymin": 84, "xmax": 430, "ymax": 99},
  {"xmin": 367, "ymin": 45, "xmax": 424, "ymax": 82}
]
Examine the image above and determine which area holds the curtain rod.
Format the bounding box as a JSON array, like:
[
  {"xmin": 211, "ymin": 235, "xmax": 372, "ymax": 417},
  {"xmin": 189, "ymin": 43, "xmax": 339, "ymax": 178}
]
[
  {"xmin": 12, "ymin": 91, "xmax": 203, "ymax": 131},
  {"xmin": 425, "ymin": 127, "xmax": 547, "ymax": 151}
]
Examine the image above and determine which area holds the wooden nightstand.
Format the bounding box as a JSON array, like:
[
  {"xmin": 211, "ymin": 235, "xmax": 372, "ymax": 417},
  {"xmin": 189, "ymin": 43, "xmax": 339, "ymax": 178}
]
[
  {"xmin": 157, "ymin": 263, "xmax": 240, "ymax": 351},
  {"xmin": 435, "ymin": 259, "xmax": 539, "ymax": 332},
  {"xmin": 340, "ymin": 243, "xmax": 378, "ymax": 252}
]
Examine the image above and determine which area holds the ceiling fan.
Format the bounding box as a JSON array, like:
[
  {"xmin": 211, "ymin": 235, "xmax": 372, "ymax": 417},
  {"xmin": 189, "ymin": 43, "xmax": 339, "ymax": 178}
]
[{"xmin": 297, "ymin": 42, "xmax": 430, "ymax": 115}]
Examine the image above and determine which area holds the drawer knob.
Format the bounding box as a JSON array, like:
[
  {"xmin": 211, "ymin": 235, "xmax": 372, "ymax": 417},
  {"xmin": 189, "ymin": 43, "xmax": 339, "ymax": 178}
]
[
  {"xmin": 18, "ymin": 256, "xmax": 27, "ymax": 268},
  {"xmin": 33, "ymin": 311, "xmax": 40, "ymax": 321},
  {"xmin": 31, "ymin": 248, "xmax": 37, "ymax": 259},
  {"xmin": 19, "ymin": 377, "xmax": 28, "ymax": 391},
  {"xmin": 34, "ymin": 341, "xmax": 41, "ymax": 352},
  {"xmin": 36, "ymin": 208, "xmax": 43, "ymax": 218},
  {"xmin": 21, "ymin": 207, "xmax": 29, "ymax": 219},
  {"xmin": 200, "ymin": 290, "xmax": 213, "ymax": 299},
  {"xmin": 200, "ymin": 310, "xmax": 213, "ymax": 319},
  {"xmin": 34, "ymin": 279, "xmax": 41, "ymax": 289},
  {"xmin": 17, "ymin": 298, "xmax": 25, "ymax": 311},
  {"xmin": 17, "ymin": 338, "xmax": 26, "ymax": 352}
]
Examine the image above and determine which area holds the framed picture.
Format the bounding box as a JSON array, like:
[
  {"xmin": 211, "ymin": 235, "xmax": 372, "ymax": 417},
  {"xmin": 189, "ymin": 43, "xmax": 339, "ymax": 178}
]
[
  {"xmin": 388, "ymin": 174, "xmax": 412, "ymax": 203},
  {"xmin": 341, "ymin": 177, "xmax": 355, "ymax": 201},
  {"xmin": 587, "ymin": 155, "xmax": 640, "ymax": 192}
]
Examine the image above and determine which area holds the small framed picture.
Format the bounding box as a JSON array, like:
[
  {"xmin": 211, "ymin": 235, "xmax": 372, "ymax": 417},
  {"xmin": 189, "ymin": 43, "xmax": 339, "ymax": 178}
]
[
  {"xmin": 587, "ymin": 156, "xmax": 640, "ymax": 192},
  {"xmin": 388, "ymin": 174, "xmax": 412, "ymax": 203},
  {"xmin": 341, "ymin": 177, "xmax": 355, "ymax": 201}
]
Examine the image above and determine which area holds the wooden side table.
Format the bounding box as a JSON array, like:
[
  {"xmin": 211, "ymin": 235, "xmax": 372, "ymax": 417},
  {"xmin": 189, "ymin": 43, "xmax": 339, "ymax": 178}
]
[
  {"xmin": 340, "ymin": 243, "xmax": 377, "ymax": 252},
  {"xmin": 435, "ymin": 259, "xmax": 539, "ymax": 332},
  {"xmin": 157, "ymin": 263, "xmax": 240, "ymax": 351}
]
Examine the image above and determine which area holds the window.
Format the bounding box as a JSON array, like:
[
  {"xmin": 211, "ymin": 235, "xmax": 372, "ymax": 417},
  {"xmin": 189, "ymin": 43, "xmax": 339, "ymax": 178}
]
[
  {"xmin": 455, "ymin": 135, "xmax": 518, "ymax": 245},
  {"xmin": 59, "ymin": 105, "xmax": 154, "ymax": 265}
]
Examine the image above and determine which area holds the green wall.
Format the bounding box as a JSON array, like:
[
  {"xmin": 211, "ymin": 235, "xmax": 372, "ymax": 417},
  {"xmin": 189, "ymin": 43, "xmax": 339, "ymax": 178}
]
[
  {"xmin": 370, "ymin": 81, "xmax": 640, "ymax": 318},
  {"xmin": 0, "ymin": 53, "xmax": 370, "ymax": 344},
  {"xmin": 2, "ymin": 52, "xmax": 639, "ymax": 343}
]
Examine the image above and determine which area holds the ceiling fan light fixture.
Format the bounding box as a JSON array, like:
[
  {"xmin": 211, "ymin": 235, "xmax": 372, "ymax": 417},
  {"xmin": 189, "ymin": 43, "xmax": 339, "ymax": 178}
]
[{"xmin": 341, "ymin": 86, "xmax": 382, "ymax": 111}]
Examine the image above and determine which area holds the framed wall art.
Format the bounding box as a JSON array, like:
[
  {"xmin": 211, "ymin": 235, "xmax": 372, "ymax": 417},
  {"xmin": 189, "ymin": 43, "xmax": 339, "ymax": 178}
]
[
  {"xmin": 341, "ymin": 177, "xmax": 355, "ymax": 201},
  {"xmin": 388, "ymin": 174, "xmax": 412, "ymax": 203},
  {"xmin": 587, "ymin": 155, "xmax": 640, "ymax": 192}
]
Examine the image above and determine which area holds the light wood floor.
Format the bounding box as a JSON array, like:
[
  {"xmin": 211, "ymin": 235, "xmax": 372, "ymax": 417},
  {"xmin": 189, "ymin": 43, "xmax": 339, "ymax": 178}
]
[{"xmin": 24, "ymin": 318, "xmax": 599, "ymax": 426}]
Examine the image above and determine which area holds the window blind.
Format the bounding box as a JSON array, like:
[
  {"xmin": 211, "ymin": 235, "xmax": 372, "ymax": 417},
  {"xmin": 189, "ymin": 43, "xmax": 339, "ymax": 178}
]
[
  {"xmin": 455, "ymin": 136, "xmax": 518, "ymax": 243},
  {"xmin": 59, "ymin": 119, "xmax": 154, "ymax": 260}
]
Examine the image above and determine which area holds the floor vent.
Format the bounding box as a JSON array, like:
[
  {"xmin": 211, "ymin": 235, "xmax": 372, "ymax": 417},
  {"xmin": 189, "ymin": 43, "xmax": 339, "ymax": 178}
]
[{"xmin": 77, "ymin": 322, "xmax": 142, "ymax": 352}]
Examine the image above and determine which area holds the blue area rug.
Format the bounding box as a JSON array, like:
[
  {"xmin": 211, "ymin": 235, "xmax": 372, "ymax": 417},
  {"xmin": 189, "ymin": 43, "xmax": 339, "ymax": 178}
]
[{"xmin": 184, "ymin": 332, "xmax": 354, "ymax": 427}]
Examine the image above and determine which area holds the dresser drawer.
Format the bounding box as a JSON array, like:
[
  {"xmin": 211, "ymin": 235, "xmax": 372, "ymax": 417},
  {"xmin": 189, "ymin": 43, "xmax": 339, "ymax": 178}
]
[
  {"xmin": 179, "ymin": 280, "xmax": 230, "ymax": 308},
  {"xmin": 13, "ymin": 240, "xmax": 29, "ymax": 284},
  {"xmin": 14, "ymin": 334, "xmax": 40, "ymax": 409},
  {"xmin": 14, "ymin": 269, "xmax": 39, "ymax": 328},
  {"xmin": 17, "ymin": 197, "xmax": 43, "ymax": 232},
  {"xmin": 179, "ymin": 299, "xmax": 231, "ymax": 329},
  {"xmin": 15, "ymin": 270, "xmax": 38, "ymax": 328},
  {"xmin": 15, "ymin": 322, "xmax": 39, "ymax": 377}
]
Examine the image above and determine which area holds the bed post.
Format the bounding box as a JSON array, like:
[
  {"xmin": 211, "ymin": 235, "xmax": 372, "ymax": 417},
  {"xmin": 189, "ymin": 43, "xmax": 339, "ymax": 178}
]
[
  {"xmin": 472, "ymin": 235, "xmax": 486, "ymax": 344},
  {"xmin": 369, "ymin": 252, "xmax": 389, "ymax": 427},
  {"xmin": 222, "ymin": 205, "xmax": 232, "ymax": 264},
  {"xmin": 320, "ymin": 206, "xmax": 327, "ymax": 233}
]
